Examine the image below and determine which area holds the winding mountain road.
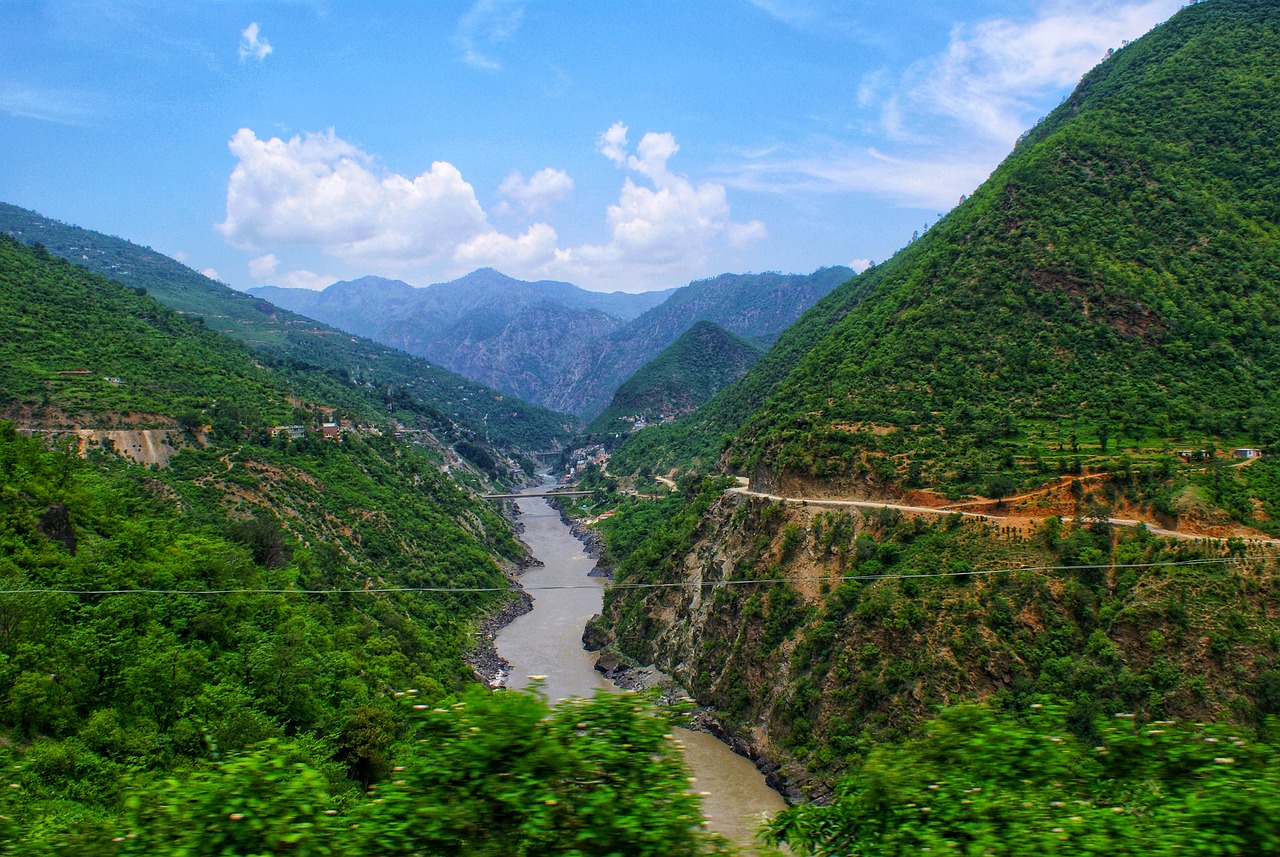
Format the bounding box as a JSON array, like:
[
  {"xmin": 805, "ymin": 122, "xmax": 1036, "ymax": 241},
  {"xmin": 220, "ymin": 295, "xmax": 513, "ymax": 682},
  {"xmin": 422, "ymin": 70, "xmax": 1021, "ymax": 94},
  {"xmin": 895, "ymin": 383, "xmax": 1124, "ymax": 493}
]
[{"xmin": 726, "ymin": 478, "xmax": 1280, "ymax": 548}]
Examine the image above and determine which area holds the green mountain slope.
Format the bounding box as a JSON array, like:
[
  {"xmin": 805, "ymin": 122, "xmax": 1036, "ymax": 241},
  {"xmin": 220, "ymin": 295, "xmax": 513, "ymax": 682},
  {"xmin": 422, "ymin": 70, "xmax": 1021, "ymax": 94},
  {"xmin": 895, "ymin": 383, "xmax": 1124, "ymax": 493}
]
[
  {"xmin": 590, "ymin": 0, "xmax": 1280, "ymax": 820},
  {"xmin": 609, "ymin": 267, "xmax": 878, "ymax": 474},
  {"xmin": 0, "ymin": 235, "xmax": 505, "ymax": 832},
  {"xmin": 565, "ymin": 268, "xmax": 855, "ymax": 419},
  {"xmin": 0, "ymin": 237, "xmax": 295, "ymax": 426},
  {"xmin": 586, "ymin": 320, "xmax": 764, "ymax": 435},
  {"xmin": 720, "ymin": 0, "xmax": 1280, "ymax": 495},
  {"xmin": 0, "ymin": 203, "xmax": 575, "ymax": 453}
]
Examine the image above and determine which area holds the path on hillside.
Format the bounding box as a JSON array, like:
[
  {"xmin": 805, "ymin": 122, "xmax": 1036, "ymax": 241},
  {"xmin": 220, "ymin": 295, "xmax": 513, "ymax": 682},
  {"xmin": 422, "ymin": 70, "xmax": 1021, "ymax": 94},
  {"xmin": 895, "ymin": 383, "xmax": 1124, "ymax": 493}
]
[{"xmin": 726, "ymin": 478, "xmax": 1280, "ymax": 548}]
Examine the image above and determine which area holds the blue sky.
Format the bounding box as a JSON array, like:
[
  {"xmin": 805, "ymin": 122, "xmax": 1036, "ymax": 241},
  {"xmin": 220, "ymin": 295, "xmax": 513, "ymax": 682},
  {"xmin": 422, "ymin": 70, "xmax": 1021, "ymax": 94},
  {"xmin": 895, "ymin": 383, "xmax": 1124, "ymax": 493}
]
[{"xmin": 2, "ymin": 0, "xmax": 1186, "ymax": 293}]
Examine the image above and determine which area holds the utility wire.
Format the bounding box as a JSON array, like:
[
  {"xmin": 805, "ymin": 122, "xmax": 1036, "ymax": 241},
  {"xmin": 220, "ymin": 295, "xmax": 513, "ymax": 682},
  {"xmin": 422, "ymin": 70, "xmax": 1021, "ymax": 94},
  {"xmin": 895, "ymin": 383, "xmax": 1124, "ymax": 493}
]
[{"xmin": 0, "ymin": 556, "xmax": 1261, "ymax": 597}]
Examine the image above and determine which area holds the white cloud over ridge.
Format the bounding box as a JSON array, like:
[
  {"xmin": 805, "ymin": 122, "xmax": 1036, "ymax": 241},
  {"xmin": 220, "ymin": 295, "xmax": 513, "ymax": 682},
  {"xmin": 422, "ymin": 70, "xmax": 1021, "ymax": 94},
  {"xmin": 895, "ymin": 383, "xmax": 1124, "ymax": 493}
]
[
  {"xmin": 729, "ymin": 0, "xmax": 1183, "ymax": 210},
  {"xmin": 220, "ymin": 123, "xmax": 765, "ymax": 292},
  {"xmin": 239, "ymin": 22, "xmax": 272, "ymax": 62},
  {"xmin": 498, "ymin": 168, "xmax": 573, "ymax": 213},
  {"xmin": 218, "ymin": 128, "xmax": 489, "ymax": 269}
]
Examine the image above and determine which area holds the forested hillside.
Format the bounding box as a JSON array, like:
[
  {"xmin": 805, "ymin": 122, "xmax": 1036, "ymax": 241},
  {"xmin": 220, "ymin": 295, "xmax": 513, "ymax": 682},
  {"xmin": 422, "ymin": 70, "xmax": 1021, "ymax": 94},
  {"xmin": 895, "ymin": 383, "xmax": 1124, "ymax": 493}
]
[
  {"xmin": 586, "ymin": 321, "xmax": 764, "ymax": 436},
  {"xmin": 720, "ymin": 0, "xmax": 1280, "ymax": 497},
  {"xmin": 588, "ymin": 3, "xmax": 1280, "ymax": 853},
  {"xmin": 0, "ymin": 204, "xmax": 575, "ymax": 454},
  {"xmin": 0, "ymin": 234, "xmax": 725, "ymax": 853}
]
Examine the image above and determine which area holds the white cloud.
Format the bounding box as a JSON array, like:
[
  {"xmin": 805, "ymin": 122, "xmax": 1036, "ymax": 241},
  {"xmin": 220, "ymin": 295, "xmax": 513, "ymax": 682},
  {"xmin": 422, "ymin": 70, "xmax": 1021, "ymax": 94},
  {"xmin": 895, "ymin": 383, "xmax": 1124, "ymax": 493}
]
[
  {"xmin": 538, "ymin": 122, "xmax": 767, "ymax": 288},
  {"xmin": 906, "ymin": 0, "xmax": 1185, "ymax": 144},
  {"xmin": 218, "ymin": 125, "xmax": 763, "ymax": 292},
  {"xmin": 724, "ymin": 0, "xmax": 1183, "ymax": 210},
  {"xmin": 455, "ymin": 222, "xmax": 560, "ymax": 268},
  {"xmin": 218, "ymin": 128, "xmax": 490, "ymax": 271},
  {"xmin": 498, "ymin": 168, "xmax": 574, "ymax": 213},
  {"xmin": 850, "ymin": 258, "xmax": 873, "ymax": 273},
  {"xmin": 200, "ymin": 267, "xmax": 222, "ymax": 281},
  {"xmin": 0, "ymin": 82, "xmax": 99, "ymax": 126},
  {"xmin": 274, "ymin": 269, "xmax": 336, "ymax": 291},
  {"xmin": 248, "ymin": 253, "xmax": 279, "ymax": 278},
  {"xmin": 454, "ymin": 0, "xmax": 525, "ymax": 70},
  {"xmin": 239, "ymin": 22, "xmax": 272, "ymax": 62},
  {"xmin": 733, "ymin": 145, "xmax": 991, "ymax": 210}
]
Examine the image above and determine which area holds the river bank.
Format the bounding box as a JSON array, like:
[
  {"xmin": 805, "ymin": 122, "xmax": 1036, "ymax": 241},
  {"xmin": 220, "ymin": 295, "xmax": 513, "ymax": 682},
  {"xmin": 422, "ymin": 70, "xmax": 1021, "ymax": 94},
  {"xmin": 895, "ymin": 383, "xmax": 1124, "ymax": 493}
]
[
  {"xmin": 494, "ymin": 486, "xmax": 787, "ymax": 849},
  {"xmin": 549, "ymin": 496, "xmax": 818, "ymax": 807}
]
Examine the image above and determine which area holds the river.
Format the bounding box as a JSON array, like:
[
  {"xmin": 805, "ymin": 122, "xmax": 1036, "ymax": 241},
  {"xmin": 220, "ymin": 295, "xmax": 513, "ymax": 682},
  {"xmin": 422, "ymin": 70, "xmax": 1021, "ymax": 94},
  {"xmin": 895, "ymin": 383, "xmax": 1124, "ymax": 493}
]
[{"xmin": 495, "ymin": 486, "xmax": 787, "ymax": 851}]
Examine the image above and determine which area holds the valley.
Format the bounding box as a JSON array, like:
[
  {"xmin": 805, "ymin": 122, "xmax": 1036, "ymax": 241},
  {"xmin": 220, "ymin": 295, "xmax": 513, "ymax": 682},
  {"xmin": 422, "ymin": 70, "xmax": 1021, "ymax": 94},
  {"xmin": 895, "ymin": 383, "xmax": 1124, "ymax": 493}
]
[{"xmin": 4, "ymin": 0, "xmax": 1280, "ymax": 854}]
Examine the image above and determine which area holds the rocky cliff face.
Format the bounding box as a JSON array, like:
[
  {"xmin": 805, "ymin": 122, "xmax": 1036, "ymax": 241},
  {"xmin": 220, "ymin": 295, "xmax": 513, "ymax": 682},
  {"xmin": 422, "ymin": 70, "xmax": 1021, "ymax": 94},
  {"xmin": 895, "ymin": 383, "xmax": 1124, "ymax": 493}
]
[{"xmin": 599, "ymin": 486, "xmax": 1280, "ymax": 794}]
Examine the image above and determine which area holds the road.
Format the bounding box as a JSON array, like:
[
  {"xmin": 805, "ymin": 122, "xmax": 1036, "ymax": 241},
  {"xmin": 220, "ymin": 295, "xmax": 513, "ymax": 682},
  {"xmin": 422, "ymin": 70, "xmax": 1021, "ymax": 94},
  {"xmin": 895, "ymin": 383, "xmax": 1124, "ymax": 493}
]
[{"xmin": 727, "ymin": 478, "xmax": 1280, "ymax": 548}]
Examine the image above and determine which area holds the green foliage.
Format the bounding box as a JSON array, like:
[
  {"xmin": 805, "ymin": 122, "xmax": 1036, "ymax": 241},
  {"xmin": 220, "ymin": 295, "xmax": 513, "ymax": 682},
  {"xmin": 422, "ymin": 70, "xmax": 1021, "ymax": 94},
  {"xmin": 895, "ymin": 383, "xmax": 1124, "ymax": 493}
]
[
  {"xmin": 353, "ymin": 688, "xmax": 727, "ymax": 856},
  {"xmin": 0, "ymin": 206, "xmax": 573, "ymax": 453},
  {"xmin": 20, "ymin": 691, "xmax": 728, "ymax": 857},
  {"xmin": 0, "ymin": 234, "xmax": 294, "ymax": 425},
  {"xmin": 0, "ymin": 421, "xmax": 525, "ymax": 847},
  {"xmin": 586, "ymin": 320, "xmax": 765, "ymax": 436},
  {"xmin": 609, "ymin": 270, "xmax": 873, "ymax": 476},
  {"xmin": 769, "ymin": 704, "xmax": 1280, "ymax": 856},
  {"xmin": 598, "ymin": 475, "xmax": 1280, "ymax": 784}
]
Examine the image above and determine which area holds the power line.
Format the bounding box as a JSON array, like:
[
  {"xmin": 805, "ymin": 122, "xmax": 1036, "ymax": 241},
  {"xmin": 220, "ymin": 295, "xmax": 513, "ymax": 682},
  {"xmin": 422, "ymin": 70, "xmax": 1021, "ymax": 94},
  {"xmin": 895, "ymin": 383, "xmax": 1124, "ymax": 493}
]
[{"xmin": 0, "ymin": 556, "xmax": 1259, "ymax": 598}]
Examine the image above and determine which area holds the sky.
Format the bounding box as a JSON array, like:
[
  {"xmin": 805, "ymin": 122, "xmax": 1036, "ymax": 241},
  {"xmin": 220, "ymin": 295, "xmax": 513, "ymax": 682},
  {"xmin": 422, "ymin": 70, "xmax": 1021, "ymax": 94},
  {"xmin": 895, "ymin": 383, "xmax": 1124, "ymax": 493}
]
[{"xmin": 1, "ymin": 0, "xmax": 1188, "ymax": 294}]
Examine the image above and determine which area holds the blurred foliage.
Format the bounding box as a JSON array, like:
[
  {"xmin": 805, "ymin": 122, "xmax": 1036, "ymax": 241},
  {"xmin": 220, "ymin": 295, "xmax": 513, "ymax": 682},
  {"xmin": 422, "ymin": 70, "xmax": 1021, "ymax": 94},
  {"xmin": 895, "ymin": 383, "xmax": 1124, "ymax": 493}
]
[
  {"xmin": 3, "ymin": 690, "xmax": 729, "ymax": 856},
  {"xmin": 769, "ymin": 703, "xmax": 1280, "ymax": 856}
]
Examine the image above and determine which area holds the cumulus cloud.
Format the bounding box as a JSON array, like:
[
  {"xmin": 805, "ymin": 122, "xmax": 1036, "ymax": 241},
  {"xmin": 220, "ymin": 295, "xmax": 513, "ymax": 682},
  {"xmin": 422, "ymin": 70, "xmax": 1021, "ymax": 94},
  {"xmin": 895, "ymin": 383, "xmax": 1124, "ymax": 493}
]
[
  {"xmin": 498, "ymin": 168, "xmax": 573, "ymax": 213},
  {"xmin": 455, "ymin": 0, "xmax": 525, "ymax": 70},
  {"xmin": 218, "ymin": 125, "xmax": 763, "ymax": 292},
  {"xmin": 200, "ymin": 267, "xmax": 222, "ymax": 281},
  {"xmin": 274, "ymin": 268, "xmax": 336, "ymax": 291},
  {"xmin": 247, "ymin": 253, "xmax": 279, "ymax": 278},
  {"xmin": 537, "ymin": 122, "xmax": 766, "ymax": 287},
  {"xmin": 218, "ymin": 128, "xmax": 490, "ymax": 270},
  {"xmin": 238, "ymin": 22, "xmax": 272, "ymax": 62}
]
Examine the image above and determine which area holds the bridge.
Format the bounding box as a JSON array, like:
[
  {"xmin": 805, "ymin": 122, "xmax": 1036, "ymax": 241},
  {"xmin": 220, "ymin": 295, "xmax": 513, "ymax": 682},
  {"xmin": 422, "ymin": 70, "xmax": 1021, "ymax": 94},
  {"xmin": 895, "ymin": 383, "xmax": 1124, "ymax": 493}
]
[{"xmin": 479, "ymin": 490, "xmax": 594, "ymax": 500}]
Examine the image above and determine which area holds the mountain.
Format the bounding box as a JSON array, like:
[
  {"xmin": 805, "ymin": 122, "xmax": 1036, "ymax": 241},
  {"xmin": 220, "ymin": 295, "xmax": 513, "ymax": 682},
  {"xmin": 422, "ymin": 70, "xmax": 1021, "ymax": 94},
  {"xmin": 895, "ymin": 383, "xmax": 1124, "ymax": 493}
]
[
  {"xmin": 586, "ymin": 321, "xmax": 765, "ymax": 436},
  {"xmin": 250, "ymin": 266, "xmax": 852, "ymax": 419},
  {"xmin": 251, "ymin": 275, "xmax": 420, "ymax": 340},
  {"xmin": 559, "ymin": 268, "xmax": 855, "ymax": 419},
  {"xmin": 0, "ymin": 203, "xmax": 575, "ymax": 453},
  {"xmin": 252, "ymin": 269, "xmax": 676, "ymax": 412},
  {"xmin": 628, "ymin": 0, "xmax": 1280, "ymax": 496},
  {"xmin": 590, "ymin": 0, "xmax": 1280, "ymax": 816},
  {"xmin": 0, "ymin": 233, "xmax": 520, "ymax": 839}
]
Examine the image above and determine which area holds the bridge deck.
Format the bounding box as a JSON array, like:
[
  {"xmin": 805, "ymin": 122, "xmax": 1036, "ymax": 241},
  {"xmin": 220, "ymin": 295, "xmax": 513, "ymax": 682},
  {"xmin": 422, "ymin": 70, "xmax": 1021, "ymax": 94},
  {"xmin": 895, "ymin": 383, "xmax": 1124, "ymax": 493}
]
[{"xmin": 480, "ymin": 490, "xmax": 593, "ymax": 500}]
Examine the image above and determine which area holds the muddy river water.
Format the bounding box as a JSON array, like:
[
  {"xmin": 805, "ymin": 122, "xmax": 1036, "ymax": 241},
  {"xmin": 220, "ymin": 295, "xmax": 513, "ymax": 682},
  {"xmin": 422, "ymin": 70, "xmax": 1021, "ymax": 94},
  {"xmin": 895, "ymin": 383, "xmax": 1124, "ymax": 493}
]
[{"xmin": 495, "ymin": 486, "xmax": 787, "ymax": 851}]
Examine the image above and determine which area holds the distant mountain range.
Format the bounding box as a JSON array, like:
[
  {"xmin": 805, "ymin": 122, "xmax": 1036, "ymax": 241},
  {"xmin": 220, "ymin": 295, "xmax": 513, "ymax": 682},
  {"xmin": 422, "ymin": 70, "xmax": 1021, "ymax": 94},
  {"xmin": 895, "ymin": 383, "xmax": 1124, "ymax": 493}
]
[{"xmin": 252, "ymin": 266, "xmax": 854, "ymax": 419}]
